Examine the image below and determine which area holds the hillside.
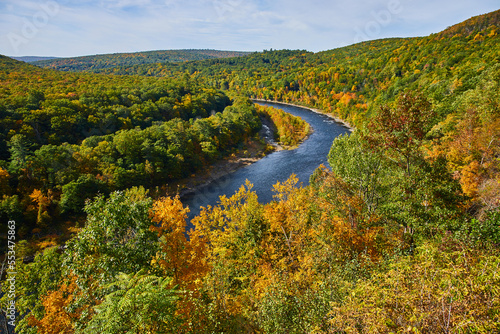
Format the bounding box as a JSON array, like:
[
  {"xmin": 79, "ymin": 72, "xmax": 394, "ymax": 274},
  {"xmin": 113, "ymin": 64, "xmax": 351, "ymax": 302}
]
[
  {"xmin": 32, "ymin": 49, "xmax": 252, "ymax": 72},
  {"xmin": 0, "ymin": 55, "xmax": 245, "ymax": 224},
  {"xmin": 437, "ymin": 9, "xmax": 500, "ymax": 37},
  {"xmin": 104, "ymin": 19, "xmax": 499, "ymax": 126}
]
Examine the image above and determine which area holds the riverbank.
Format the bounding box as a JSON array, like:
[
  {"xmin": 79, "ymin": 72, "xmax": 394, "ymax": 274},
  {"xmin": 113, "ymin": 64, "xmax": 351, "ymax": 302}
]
[
  {"xmin": 251, "ymin": 98, "xmax": 354, "ymax": 132},
  {"xmin": 169, "ymin": 115, "xmax": 280, "ymax": 199},
  {"xmin": 172, "ymin": 104, "xmax": 311, "ymax": 200},
  {"xmin": 182, "ymin": 100, "xmax": 351, "ymax": 212},
  {"xmin": 171, "ymin": 136, "xmax": 272, "ymax": 199},
  {"xmin": 171, "ymin": 100, "xmax": 340, "ymax": 202}
]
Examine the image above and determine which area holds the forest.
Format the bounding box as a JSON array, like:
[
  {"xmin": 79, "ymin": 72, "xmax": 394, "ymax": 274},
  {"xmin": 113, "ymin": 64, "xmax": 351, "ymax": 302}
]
[
  {"xmin": 1, "ymin": 9, "xmax": 500, "ymax": 334},
  {"xmin": 32, "ymin": 50, "xmax": 252, "ymax": 72}
]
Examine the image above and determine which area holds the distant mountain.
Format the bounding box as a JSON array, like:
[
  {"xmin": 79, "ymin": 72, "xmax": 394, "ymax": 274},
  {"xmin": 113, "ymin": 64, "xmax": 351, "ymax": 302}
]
[
  {"xmin": 11, "ymin": 56, "xmax": 59, "ymax": 63},
  {"xmin": 32, "ymin": 49, "xmax": 252, "ymax": 72}
]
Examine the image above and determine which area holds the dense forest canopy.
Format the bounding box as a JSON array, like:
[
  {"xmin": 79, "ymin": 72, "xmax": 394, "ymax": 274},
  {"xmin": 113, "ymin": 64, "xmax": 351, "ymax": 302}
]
[{"xmin": 1, "ymin": 9, "xmax": 500, "ymax": 334}]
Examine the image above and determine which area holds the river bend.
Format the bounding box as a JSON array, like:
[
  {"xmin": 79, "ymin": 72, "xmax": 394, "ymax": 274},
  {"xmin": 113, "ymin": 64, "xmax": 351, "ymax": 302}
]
[{"xmin": 183, "ymin": 101, "xmax": 351, "ymax": 218}]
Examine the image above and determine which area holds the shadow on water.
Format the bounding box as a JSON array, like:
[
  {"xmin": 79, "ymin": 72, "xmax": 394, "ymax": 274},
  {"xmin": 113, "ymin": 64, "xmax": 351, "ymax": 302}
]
[{"xmin": 182, "ymin": 101, "xmax": 351, "ymax": 221}]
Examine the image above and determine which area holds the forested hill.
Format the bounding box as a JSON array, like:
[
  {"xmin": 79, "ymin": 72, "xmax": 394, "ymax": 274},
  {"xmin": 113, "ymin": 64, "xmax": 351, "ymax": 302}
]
[
  {"xmin": 437, "ymin": 8, "xmax": 500, "ymax": 37},
  {"xmin": 32, "ymin": 49, "xmax": 252, "ymax": 72},
  {"xmin": 0, "ymin": 53, "xmax": 268, "ymax": 231},
  {"xmin": 0, "ymin": 53, "xmax": 310, "ymax": 236}
]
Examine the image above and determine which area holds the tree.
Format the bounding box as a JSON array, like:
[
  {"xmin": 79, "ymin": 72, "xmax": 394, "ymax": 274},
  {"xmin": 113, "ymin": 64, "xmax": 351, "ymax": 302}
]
[
  {"xmin": 328, "ymin": 132, "xmax": 387, "ymax": 216},
  {"xmin": 262, "ymin": 175, "xmax": 311, "ymax": 273},
  {"xmin": 29, "ymin": 189, "xmax": 53, "ymax": 227},
  {"xmin": 310, "ymin": 166, "xmax": 392, "ymax": 264},
  {"xmin": 364, "ymin": 92, "xmax": 454, "ymax": 235},
  {"xmin": 329, "ymin": 243, "xmax": 500, "ymax": 333},
  {"xmin": 31, "ymin": 144, "xmax": 76, "ymax": 189},
  {"xmin": 0, "ymin": 168, "xmax": 10, "ymax": 195},
  {"xmin": 366, "ymin": 92, "xmax": 435, "ymax": 178},
  {"xmin": 7, "ymin": 134, "xmax": 32, "ymax": 174},
  {"xmin": 150, "ymin": 195, "xmax": 207, "ymax": 287},
  {"xmin": 62, "ymin": 187, "xmax": 159, "ymax": 328},
  {"xmin": 83, "ymin": 271, "xmax": 181, "ymax": 334},
  {"xmin": 0, "ymin": 195, "xmax": 25, "ymax": 231},
  {"xmin": 26, "ymin": 90, "xmax": 45, "ymax": 110},
  {"xmin": 28, "ymin": 278, "xmax": 78, "ymax": 334},
  {"xmin": 3, "ymin": 247, "xmax": 64, "ymax": 334},
  {"xmin": 64, "ymin": 187, "xmax": 158, "ymax": 281},
  {"xmin": 59, "ymin": 174, "xmax": 108, "ymax": 214},
  {"xmin": 189, "ymin": 181, "xmax": 265, "ymax": 331},
  {"xmin": 149, "ymin": 195, "xmax": 209, "ymax": 331}
]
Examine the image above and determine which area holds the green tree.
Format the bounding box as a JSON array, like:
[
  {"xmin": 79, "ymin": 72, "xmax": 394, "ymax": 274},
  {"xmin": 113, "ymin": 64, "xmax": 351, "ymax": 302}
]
[
  {"xmin": 7, "ymin": 134, "xmax": 32, "ymax": 174},
  {"xmin": 364, "ymin": 92, "xmax": 443, "ymax": 234},
  {"xmin": 0, "ymin": 195, "xmax": 25, "ymax": 231},
  {"xmin": 63, "ymin": 187, "xmax": 159, "ymax": 328},
  {"xmin": 60, "ymin": 174, "xmax": 108, "ymax": 214},
  {"xmin": 64, "ymin": 187, "xmax": 158, "ymax": 281},
  {"xmin": 26, "ymin": 90, "xmax": 45, "ymax": 110},
  {"xmin": 32, "ymin": 144, "xmax": 76, "ymax": 189},
  {"xmin": 83, "ymin": 270, "xmax": 181, "ymax": 334},
  {"xmin": 327, "ymin": 132, "xmax": 388, "ymax": 216}
]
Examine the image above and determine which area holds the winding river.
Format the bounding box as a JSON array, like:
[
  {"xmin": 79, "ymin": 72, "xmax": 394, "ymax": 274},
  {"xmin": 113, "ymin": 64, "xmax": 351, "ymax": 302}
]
[{"xmin": 183, "ymin": 101, "xmax": 351, "ymax": 219}]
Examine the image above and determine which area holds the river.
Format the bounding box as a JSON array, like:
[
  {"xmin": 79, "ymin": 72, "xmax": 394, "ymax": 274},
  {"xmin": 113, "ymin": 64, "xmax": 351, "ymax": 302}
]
[{"xmin": 183, "ymin": 101, "xmax": 351, "ymax": 219}]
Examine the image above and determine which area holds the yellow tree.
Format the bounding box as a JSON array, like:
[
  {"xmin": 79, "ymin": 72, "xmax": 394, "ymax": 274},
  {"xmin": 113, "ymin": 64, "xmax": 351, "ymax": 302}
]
[
  {"xmin": 0, "ymin": 167, "xmax": 10, "ymax": 195},
  {"xmin": 261, "ymin": 174, "xmax": 312, "ymax": 278},
  {"xmin": 429, "ymin": 108, "xmax": 500, "ymax": 209},
  {"xmin": 29, "ymin": 189, "xmax": 53, "ymax": 227},
  {"xmin": 189, "ymin": 181, "xmax": 265, "ymax": 330},
  {"xmin": 312, "ymin": 167, "xmax": 388, "ymax": 264},
  {"xmin": 150, "ymin": 195, "xmax": 207, "ymax": 288},
  {"xmin": 150, "ymin": 195, "xmax": 209, "ymax": 331},
  {"xmin": 28, "ymin": 277, "xmax": 79, "ymax": 334}
]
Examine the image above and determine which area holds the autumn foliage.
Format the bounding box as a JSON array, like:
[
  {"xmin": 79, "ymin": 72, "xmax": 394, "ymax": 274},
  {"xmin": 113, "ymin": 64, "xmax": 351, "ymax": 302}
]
[{"xmin": 3, "ymin": 9, "xmax": 500, "ymax": 334}]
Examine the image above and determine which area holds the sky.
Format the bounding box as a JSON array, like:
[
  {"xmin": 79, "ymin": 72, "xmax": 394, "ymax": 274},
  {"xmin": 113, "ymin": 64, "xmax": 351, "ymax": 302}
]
[{"xmin": 0, "ymin": 0, "xmax": 498, "ymax": 58}]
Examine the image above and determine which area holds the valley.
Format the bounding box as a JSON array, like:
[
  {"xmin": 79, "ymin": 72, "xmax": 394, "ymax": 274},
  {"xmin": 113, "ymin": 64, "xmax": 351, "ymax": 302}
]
[{"xmin": 1, "ymin": 9, "xmax": 499, "ymax": 333}]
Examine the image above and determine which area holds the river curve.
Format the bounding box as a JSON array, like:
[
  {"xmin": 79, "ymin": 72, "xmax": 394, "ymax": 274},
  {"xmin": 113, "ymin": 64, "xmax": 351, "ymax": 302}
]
[{"xmin": 183, "ymin": 101, "xmax": 351, "ymax": 219}]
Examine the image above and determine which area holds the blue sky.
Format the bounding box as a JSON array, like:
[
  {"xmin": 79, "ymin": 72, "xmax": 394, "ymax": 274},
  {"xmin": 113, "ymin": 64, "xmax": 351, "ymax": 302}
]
[{"xmin": 1, "ymin": 0, "xmax": 498, "ymax": 57}]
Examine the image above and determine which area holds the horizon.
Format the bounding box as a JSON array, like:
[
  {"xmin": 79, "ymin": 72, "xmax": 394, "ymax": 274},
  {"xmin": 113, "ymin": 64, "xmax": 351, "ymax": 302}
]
[
  {"xmin": 1, "ymin": 0, "xmax": 499, "ymax": 58},
  {"xmin": 8, "ymin": 48, "xmax": 256, "ymax": 60}
]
